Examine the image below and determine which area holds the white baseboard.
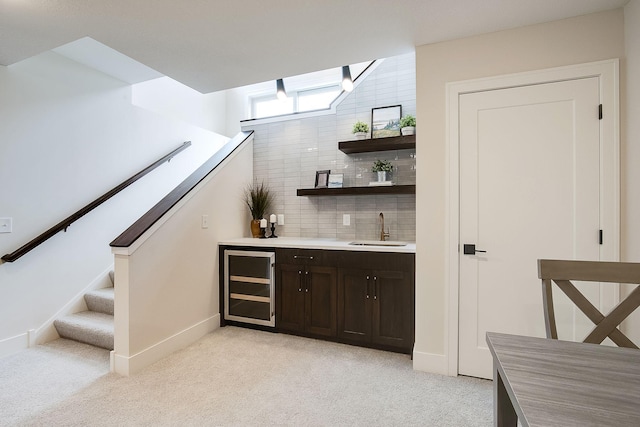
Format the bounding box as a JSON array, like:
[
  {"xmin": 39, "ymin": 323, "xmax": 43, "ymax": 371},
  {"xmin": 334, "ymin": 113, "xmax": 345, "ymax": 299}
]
[
  {"xmin": 0, "ymin": 332, "xmax": 29, "ymax": 359},
  {"xmin": 113, "ymin": 314, "xmax": 220, "ymax": 376},
  {"xmin": 412, "ymin": 350, "xmax": 450, "ymax": 376}
]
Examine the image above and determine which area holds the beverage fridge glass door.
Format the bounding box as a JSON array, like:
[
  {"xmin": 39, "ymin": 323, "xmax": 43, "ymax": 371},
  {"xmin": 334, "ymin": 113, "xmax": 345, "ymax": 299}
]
[{"xmin": 224, "ymin": 250, "xmax": 275, "ymax": 327}]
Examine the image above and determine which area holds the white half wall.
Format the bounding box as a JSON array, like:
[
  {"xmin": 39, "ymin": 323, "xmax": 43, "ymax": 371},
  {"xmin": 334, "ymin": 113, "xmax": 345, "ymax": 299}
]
[
  {"xmin": 112, "ymin": 138, "xmax": 253, "ymax": 375},
  {"xmin": 0, "ymin": 51, "xmax": 228, "ymax": 357}
]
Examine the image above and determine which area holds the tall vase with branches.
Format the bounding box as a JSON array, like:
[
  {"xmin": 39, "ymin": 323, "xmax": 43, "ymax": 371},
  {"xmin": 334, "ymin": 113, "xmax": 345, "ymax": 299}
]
[{"xmin": 244, "ymin": 181, "xmax": 274, "ymax": 237}]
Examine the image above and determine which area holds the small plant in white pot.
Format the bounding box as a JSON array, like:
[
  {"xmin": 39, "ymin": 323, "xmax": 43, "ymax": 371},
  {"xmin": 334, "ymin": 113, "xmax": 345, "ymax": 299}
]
[
  {"xmin": 352, "ymin": 121, "xmax": 369, "ymax": 139},
  {"xmin": 372, "ymin": 159, "xmax": 393, "ymax": 182},
  {"xmin": 399, "ymin": 115, "xmax": 416, "ymax": 136}
]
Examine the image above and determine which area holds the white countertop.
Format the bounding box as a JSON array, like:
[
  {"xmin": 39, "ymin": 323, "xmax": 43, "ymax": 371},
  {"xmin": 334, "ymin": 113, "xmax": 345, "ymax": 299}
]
[{"xmin": 219, "ymin": 237, "xmax": 416, "ymax": 253}]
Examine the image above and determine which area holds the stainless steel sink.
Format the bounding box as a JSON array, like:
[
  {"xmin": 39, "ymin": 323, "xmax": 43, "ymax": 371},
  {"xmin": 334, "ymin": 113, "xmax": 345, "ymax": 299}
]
[{"xmin": 348, "ymin": 240, "xmax": 408, "ymax": 247}]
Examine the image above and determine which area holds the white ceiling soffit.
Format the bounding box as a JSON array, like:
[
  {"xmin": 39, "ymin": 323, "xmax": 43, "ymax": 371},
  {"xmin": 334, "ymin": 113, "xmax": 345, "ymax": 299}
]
[
  {"xmin": 53, "ymin": 37, "xmax": 163, "ymax": 84},
  {"xmin": 0, "ymin": 0, "xmax": 629, "ymax": 93}
]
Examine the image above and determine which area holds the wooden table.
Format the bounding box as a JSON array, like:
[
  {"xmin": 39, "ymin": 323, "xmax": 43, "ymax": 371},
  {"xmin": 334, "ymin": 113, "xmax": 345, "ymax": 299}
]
[{"xmin": 486, "ymin": 332, "xmax": 640, "ymax": 426}]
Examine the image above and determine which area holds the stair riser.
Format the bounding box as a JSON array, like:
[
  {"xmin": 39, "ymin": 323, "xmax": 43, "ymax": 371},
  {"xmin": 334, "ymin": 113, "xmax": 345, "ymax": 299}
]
[
  {"xmin": 84, "ymin": 294, "xmax": 114, "ymax": 315},
  {"xmin": 54, "ymin": 320, "xmax": 113, "ymax": 350},
  {"xmin": 54, "ymin": 276, "xmax": 115, "ymax": 351}
]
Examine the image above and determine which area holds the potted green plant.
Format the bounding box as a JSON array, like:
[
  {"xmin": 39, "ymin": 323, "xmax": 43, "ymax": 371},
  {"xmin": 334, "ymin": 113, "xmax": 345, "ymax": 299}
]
[
  {"xmin": 372, "ymin": 159, "xmax": 393, "ymax": 182},
  {"xmin": 399, "ymin": 114, "xmax": 416, "ymax": 136},
  {"xmin": 352, "ymin": 121, "xmax": 369, "ymax": 139},
  {"xmin": 244, "ymin": 181, "xmax": 274, "ymax": 238}
]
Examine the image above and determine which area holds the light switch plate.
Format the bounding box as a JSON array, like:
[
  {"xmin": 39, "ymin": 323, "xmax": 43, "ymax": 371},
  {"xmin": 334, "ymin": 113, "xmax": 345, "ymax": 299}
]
[
  {"xmin": 0, "ymin": 217, "xmax": 12, "ymax": 233},
  {"xmin": 343, "ymin": 214, "xmax": 350, "ymax": 226},
  {"xmin": 201, "ymin": 214, "xmax": 209, "ymax": 229},
  {"xmin": 277, "ymin": 214, "xmax": 285, "ymax": 225}
]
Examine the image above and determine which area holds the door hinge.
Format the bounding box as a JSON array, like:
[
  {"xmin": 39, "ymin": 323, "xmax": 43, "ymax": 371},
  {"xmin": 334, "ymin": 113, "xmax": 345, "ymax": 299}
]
[
  {"xmin": 599, "ymin": 229, "xmax": 603, "ymax": 245},
  {"xmin": 599, "ymin": 104, "xmax": 603, "ymax": 120}
]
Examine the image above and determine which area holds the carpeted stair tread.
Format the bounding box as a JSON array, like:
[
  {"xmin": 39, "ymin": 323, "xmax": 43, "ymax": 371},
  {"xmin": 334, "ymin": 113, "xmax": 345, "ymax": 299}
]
[
  {"xmin": 84, "ymin": 287, "xmax": 114, "ymax": 315},
  {"xmin": 54, "ymin": 311, "xmax": 114, "ymax": 350}
]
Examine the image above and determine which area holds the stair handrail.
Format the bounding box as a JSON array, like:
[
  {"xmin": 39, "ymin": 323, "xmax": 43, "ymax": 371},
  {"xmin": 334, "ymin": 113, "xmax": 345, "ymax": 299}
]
[
  {"xmin": 110, "ymin": 131, "xmax": 253, "ymax": 249},
  {"xmin": 1, "ymin": 141, "xmax": 192, "ymax": 263}
]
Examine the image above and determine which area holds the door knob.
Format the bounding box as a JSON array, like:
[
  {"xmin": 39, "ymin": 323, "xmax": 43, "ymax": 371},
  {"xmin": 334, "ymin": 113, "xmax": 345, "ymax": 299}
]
[{"xmin": 463, "ymin": 244, "xmax": 486, "ymax": 255}]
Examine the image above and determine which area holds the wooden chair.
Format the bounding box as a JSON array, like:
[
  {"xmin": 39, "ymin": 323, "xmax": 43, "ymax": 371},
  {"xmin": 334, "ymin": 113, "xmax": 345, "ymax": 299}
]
[{"xmin": 537, "ymin": 259, "xmax": 640, "ymax": 348}]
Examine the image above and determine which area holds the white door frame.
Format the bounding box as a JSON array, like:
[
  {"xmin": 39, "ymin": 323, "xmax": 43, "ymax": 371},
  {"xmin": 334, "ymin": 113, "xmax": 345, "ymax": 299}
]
[{"xmin": 445, "ymin": 59, "xmax": 620, "ymax": 377}]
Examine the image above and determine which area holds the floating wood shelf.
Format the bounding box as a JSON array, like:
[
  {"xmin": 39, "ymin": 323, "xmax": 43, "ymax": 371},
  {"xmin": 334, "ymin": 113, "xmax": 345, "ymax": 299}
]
[
  {"xmin": 297, "ymin": 185, "xmax": 415, "ymax": 196},
  {"xmin": 338, "ymin": 134, "xmax": 415, "ymax": 154}
]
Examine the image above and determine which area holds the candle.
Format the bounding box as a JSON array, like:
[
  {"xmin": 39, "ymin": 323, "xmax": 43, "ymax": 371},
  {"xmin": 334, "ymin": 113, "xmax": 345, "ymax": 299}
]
[
  {"xmin": 260, "ymin": 218, "xmax": 267, "ymax": 228},
  {"xmin": 270, "ymin": 214, "xmax": 277, "ymax": 224}
]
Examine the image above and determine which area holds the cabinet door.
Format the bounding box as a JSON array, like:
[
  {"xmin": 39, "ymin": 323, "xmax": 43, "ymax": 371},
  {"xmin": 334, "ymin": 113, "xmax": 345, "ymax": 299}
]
[
  {"xmin": 304, "ymin": 266, "xmax": 337, "ymax": 337},
  {"xmin": 276, "ymin": 264, "xmax": 305, "ymax": 332},
  {"xmin": 371, "ymin": 270, "xmax": 414, "ymax": 350},
  {"xmin": 337, "ymin": 268, "xmax": 372, "ymax": 343}
]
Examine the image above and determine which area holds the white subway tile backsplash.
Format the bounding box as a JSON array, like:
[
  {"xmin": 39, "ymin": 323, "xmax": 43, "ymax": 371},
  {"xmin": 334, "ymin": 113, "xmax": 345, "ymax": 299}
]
[{"xmin": 244, "ymin": 53, "xmax": 416, "ymax": 241}]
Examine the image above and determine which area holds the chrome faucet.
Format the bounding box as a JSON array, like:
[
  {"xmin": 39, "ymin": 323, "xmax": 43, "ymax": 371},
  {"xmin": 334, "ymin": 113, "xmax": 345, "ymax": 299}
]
[{"xmin": 379, "ymin": 212, "xmax": 390, "ymax": 241}]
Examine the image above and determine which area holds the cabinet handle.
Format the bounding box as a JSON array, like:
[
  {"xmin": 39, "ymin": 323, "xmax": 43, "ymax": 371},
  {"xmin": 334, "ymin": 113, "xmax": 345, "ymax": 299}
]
[
  {"xmin": 298, "ymin": 270, "xmax": 302, "ymax": 292},
  {"xmin": 305, "ymin": 270, "xmax": 309, "ymax": 292},
  {"xmin": 373, "ymin": 276, "xmax": 377, "ymax": 300},
  {"xmin": 294, "ymin": 255, "xmax": 314, "ymax": 260},
  {"xmin": 366, "ymin": 275, "xmax": 370, "ymax": 299}
]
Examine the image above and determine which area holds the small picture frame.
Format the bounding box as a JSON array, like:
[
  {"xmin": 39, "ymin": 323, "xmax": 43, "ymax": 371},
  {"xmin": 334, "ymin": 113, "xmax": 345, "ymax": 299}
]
[
  {"xmin": 328, "ymin": 173, "xmax": 344, "ymax": 188},
  {"xmin": 315, "ymin": 170, "xmax": 330, "ymax": 188},
  {"xmin": 371, "ymin": 105, "xmax": 402, "ymax": 138}
]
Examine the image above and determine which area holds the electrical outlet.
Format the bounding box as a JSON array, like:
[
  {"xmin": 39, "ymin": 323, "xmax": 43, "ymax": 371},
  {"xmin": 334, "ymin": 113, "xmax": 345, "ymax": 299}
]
[
  {"xmin": 201, "ymin": 214, "xmax": 209, "ymax": 229},
  {"xmin": 277, "ymin": 214, "xmax": 285, "ymax": 225},
  {"xmin": 0, "ymin": 217, "xmax": 12, "ymax": 233},
  {"xmin": 343, "ymin": 214, "xmax": 350, "ymax": 226}
]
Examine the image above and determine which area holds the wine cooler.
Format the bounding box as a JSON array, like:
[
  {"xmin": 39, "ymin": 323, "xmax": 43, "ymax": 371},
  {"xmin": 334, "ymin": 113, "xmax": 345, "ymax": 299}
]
[{"xmin": 224, "ymin": 250, "xmax": 275, "ymax": 327}]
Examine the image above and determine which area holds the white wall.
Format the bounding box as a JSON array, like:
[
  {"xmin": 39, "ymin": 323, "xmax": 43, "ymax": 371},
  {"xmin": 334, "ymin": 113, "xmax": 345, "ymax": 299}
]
[
  {"xmin": 132, "ymin": 77, "xmax": 228, "ymax": 135},
  {"xmin": 414, "ymin": 8, "xmax": 626, "ymax": 373},
  {"xmin": 0, "ymin": 51, "xmax": 228, "ymax": 356},
  {"xmin": 112, "ymin": 139, "xmax": 253, "ymax": 375},
  {"xmin": 225, "ymin": 86, "xmax": 249, "ymax": 137},
  {"xmin": 622, "ymin": 0, "xmax": 640, "ymax": 341}
]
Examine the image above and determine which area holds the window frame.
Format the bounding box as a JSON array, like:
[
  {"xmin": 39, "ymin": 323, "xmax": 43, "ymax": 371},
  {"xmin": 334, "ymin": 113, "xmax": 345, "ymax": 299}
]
[{"xmin": 250, "ymin": 83, "xmax": 343, "ymax": 119}]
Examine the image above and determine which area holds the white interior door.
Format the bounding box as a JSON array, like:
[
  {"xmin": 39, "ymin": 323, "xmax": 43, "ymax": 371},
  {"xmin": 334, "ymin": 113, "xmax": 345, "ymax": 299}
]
[{"xmin": 458, "ymin": 77, "xmax": 602, "ymax": 379}]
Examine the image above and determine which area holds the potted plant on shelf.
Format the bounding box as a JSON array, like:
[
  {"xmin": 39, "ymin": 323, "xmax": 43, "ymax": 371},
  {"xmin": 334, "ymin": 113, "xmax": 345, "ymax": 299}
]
[
  {"xmin": 372, "ymin": 159, "xmax": 393, "ymax": 182},
  {"xmin": 244, "ymin": 181, "xmax": 274, "ymax": 238},
  {"xmin": 400, "ymin": 114, "xmax": 416, "ymax": 136},
  {"xmin": 352, "ymin": 121, "xmax": 369, "ymax": 139}
]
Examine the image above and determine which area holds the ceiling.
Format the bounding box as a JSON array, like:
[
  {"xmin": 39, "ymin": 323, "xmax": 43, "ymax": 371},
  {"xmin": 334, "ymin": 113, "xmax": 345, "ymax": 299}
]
[{"xmin": 0, "ymin": 0, "xmax": 629, "ymax": 93}]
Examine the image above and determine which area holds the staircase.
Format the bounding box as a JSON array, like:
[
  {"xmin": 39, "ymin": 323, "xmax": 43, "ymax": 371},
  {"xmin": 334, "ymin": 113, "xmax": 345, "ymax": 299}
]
[{"xmin": 53, "ymin": 272, "xmax": 114, "ymax": 350}]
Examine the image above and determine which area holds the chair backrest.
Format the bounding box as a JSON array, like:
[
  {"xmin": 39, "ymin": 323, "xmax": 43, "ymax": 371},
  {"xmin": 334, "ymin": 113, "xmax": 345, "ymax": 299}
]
[{"xmin": 537, "ymin": 259, "xmax": 640, "ymax": 349}]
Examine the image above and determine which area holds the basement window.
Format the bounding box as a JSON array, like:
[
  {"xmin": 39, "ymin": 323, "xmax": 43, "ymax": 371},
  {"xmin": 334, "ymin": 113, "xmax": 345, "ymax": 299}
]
[
  {"xmin": 298, "ymin": 85, "xmax": 342, "ymax": 112},
  {"xmin": 246, "ymin": 61, "xmax": 373, "ymax": 121},
  {"xmin": 251, "ymin": 84, "xmax": 341, "ymax": 119},
  {"xmin": 252, "ymin": 94, "xmax": 295, "ymax": 118}
]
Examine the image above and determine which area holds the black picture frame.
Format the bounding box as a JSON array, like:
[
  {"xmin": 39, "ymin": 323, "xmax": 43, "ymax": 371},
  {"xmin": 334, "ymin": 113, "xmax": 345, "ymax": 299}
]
[
  {"xmin": 315, "ymin": 170, "xmax": 330, "ymax": 188},
  {"xmin": 371, "ymin": 105, "xmax": 402, "ymax": 138}
]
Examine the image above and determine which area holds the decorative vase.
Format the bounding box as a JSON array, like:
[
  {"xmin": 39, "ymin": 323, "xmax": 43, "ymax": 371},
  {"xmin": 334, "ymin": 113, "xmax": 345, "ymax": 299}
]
[
  {"xmin": 377, "ymin": 171, "xmax": 388, "ymax": 182},
  {"xmin": 401, "ymin": 126, "xmax": 415, "ymax": 136},
  {"xmin": 250, "ymin": 219, "xmax": 261, "ymax": 238},
  {"xmin": 354, "ymin": 132, "xmax": 367, "ymax": 140}
]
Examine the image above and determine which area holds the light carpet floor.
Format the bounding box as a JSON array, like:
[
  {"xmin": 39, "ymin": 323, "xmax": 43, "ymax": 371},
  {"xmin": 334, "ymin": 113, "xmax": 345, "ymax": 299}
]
[{"xmin": 1, "ymin": 327, "xmax": 492, "ymax": 426}]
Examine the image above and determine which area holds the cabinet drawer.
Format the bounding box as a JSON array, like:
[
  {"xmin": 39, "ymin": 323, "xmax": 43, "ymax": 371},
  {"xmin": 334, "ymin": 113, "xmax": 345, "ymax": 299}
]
[
  {"xmin": 337, "ymin": 251, "xmax": 415, "ymax": 271},
  {"xmin": 276, "ymin": 248, "xmax": 337, "ymax": 265}
]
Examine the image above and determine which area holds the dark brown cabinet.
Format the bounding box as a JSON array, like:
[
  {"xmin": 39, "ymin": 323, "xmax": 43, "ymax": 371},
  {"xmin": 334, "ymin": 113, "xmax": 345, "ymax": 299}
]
[
  {"xmin": 276, "ymin": 249, "xmax": 337, "ymax": 337},
  {"xmin": 224, "ymin": 245, "xmax": 415, "ymax": 354},
  {"xmin": 337, "ymin": 252, "xmax": 414, "ymax": 353}
]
